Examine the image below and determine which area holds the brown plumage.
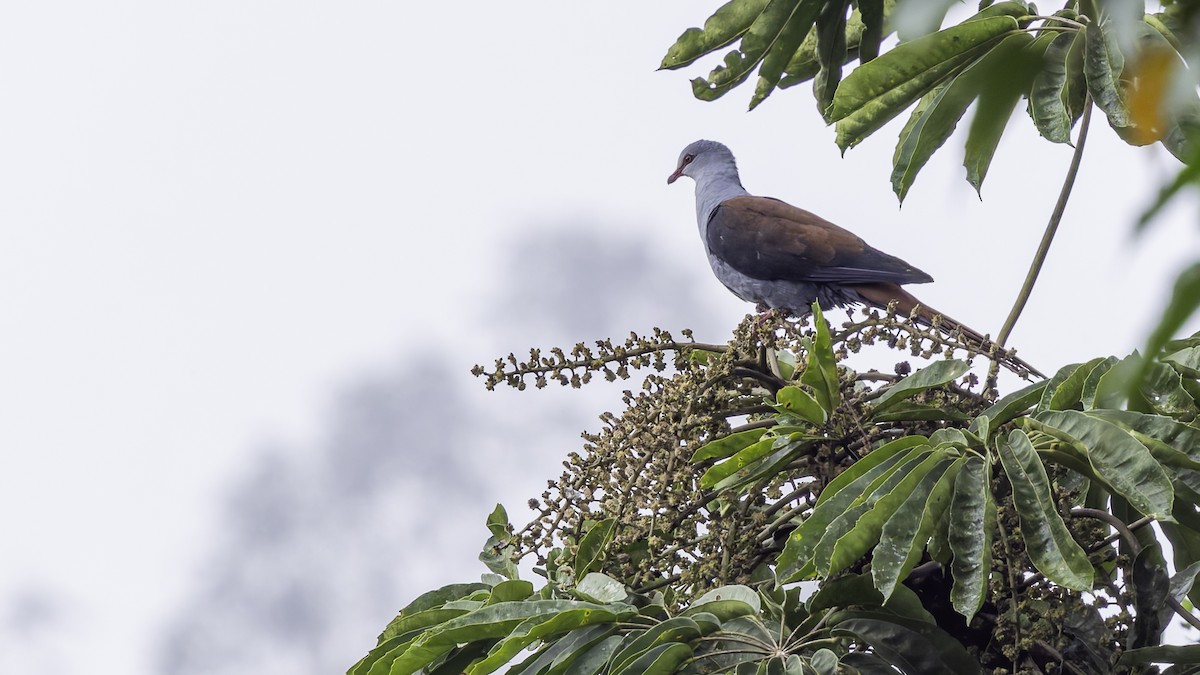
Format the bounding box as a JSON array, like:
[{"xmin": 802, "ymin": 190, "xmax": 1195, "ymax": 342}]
[{"xmin": 669, "ymin": 139, "xmax": 1041, "ymax": 377}]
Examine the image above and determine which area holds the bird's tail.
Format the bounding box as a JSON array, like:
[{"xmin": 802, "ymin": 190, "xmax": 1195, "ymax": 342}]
[{"xmin": 853, "ymin": 283, "xmax": 1044, "ymax": 379}]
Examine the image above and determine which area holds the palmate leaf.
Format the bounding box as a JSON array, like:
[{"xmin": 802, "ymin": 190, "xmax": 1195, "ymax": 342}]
[
  {"xmin": 891, "ymin": 31, "xmax": 1033, "ymax": 201},
  {"xmin": 997, "ymin": 429, "xmax": 1094, "ymax": 590},
  {"xmin": 466, "ymin": 607, "xmax": 634, "ymax": 675},
  {"xmin": 778, "ymin": 0, "xmax": 898, "ymax": 89},
  {"xmin": 1034, "ymin": 410, "xmax": 1175, "ymax": 520},
  {"xmin": 873, "ymin": 455, "xmax": 965, "ymax": 600},
  {"xmin": 829, "ymin": 610, "xmax": 982, "ymax": 675},
  {"xmin": 776, "ymin": 436, "xmax": 927, "ymax": 581},
  {"xmin": 608, "ymin": 617, "xmax": 702, "ymax": 675},
  {"xmin": 815, "ymin": 449, "xmax": 948, "ymax": 576},
  {"xmin": 506, "ymin": 624, "xmax": 614, "ymax": 675},
  {"xmin": 829, "ymin": 8, "xmax": 1026, "ymax": 151},
  {"xmin": 964, "ymin": 31, "xmax": 1043, "ymax": 195},
  {"xmin": 382, "ymin": 600, "xmax": 637, "ymax": 675},
  {"xmin": 690, "ymin": 0, "xmax": 823, "ymax": 103},
  {"xmin": 660, "ymin": 0, "xmax": 771, "ymax": 70},
  {"xmin": 748, "ymin": 0, "xmax": 823, "ymax": 109}
]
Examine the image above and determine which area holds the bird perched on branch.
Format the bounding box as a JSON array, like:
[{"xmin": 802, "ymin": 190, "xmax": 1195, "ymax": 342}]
[{"xmin": 667, "ymin": 139, "xmax": 1039, "ymax": 376}]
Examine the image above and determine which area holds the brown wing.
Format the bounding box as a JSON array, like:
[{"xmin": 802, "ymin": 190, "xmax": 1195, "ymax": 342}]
[{"xmin": 706, "ymin": 196, "xmax": 933, "ymax": 285}]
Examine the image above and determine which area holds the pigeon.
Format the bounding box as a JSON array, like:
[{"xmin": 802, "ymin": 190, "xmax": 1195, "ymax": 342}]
[{"xmin": 668, "ymin": 139, "xmax": 1038, "ymax": 375}]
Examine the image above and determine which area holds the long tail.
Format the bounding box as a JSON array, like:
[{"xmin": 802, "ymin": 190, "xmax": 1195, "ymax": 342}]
[{"xmin": 852, "ymin": 283, "xmax": 1044, "ymax": 379}]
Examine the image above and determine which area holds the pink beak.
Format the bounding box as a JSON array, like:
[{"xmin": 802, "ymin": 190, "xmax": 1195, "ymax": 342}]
[{"xmin": 667, "ymin": 165, "xmax": 685, "ymax": 184}]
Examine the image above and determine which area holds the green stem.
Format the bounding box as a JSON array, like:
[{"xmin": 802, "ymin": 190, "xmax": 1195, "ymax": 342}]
[{"xmin": 996, "ymin": 101, "xmax": 1094, "ymax": 349}]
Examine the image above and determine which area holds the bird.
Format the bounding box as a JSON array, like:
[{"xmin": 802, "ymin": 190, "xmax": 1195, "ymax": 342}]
[{"xmin": 667, "ymin": 139, "xmax": 1039, "ymax": 376}]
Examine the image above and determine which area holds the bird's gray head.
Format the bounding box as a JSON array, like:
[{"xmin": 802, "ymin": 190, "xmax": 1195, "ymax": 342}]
[{"xmin": 667, "ymin": 139, "xmax": 739, "ymax": 185}]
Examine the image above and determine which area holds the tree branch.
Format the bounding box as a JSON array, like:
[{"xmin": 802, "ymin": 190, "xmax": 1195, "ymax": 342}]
[{"xmin": 996, "ymin": 100, "xmax": 1093, "ymax": 349}]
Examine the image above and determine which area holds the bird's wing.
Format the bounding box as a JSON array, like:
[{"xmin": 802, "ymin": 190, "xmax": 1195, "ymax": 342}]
[{"xmin": 706, "ymin": 196, "xmax": 933, "ymax": 285}]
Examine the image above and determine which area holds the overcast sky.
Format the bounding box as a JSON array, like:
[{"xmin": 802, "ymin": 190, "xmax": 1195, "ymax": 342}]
[{"xmin": 1, "ymin": 3, "xmax": 1197, "ymax": 674}]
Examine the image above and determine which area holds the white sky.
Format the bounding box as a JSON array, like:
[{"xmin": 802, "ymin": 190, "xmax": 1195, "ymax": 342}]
[{"xmin": 1, "ymin": 2, "xmax": 1197, "ymax": 673}]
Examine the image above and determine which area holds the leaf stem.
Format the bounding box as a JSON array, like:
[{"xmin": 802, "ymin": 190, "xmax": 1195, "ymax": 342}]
[{"xmin": 996, "ymin": 100, "xmax": 1094, "ymax": 349}]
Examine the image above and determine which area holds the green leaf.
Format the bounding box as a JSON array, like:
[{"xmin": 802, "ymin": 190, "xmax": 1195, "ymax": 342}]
[
  {"xmin": 871, "ymin": 359, "xmax": 970, "ymax": 413},
  {"xmin": 830, "ymin": 15, "xmax": 1019, "ymax": 150},
  {"xmin": 691, "ymin": 428, "xmax": 770, "ymax": 462},
  {"xmin": 780, "ymin": 0, "xmax": 898, "ymax": 88},
  {"xmin": 749, "ymin": 0, "xmax": 824, "ymax": 109},
  {"xmin": 776, "ymin": 437, "xmax": 927, "ymax": 580},
  {"xmin": 562, "ymin": 636, "xmax": 623, "ymax": 675},
  {"xmin": 487, "ymin": 580, "xmax": 535, "ymax": 605},
  {"xmin": 963, "ymin": 31, "xmax": 1039, "ymax": 195},
  {"xmin": 609, "ymin": 617, "xmax": 703, "ymax": 675},
  {"xmin": 1091, "ymin": 353, "xmax": 1140, "ymax": 410},
  {"xmin": 481, "ymin": 535, "xmax": 519, "ymax": 580},
  {"xmin": 693, "ymin": 0, "xmax": 823, "ymax": 102},
  {"xmin": 710, "ymin": 436, "xmax": 817, "ymax": 492},
  {"xmin": 948, "ymin": 457, "xmax": 995, "ymax": 619},
  {"xmin": 1129, "ymin": 543, "xmax": 1170, "ymax": 649},
  {"xmin": 660, "ymin": 0, "xmax": 771, "ymax": 70},
  {"xmin": 350, "ymin": 634, "xmax": 418, "ymax": 675},
  {"xmin": 996, "ymin": 429, "xmax": 1093, "ymax": 590},
  {"xmin": 684, "ymin": 585, "xmax": 761, "ymax": 620},
  {"xmin": 813, "ymin": 0, "xmax": 850, "ymax": 118},
  {"xmin": 389, "ymin": 601, "xmax": 636, "ymax": 675},
  {"xmin": 776, "ymin": 385, "xmax": 828, "ymax": 424},
  {"xmin": 1140, "ymin": 151, "xmax": 1200, "ymax": 227},
  {"xmin": 1084, "ymin": 20, "xmax": 1130, "ymax": 128},
  {"xmin": 1140, "ymin": 360, "xmax": 1198, "ymax": 417},
  {"xmin": 510, "ymin": 624, "xmax": 615, "ymax": 675},
  {"xmin": 1118, "ymin": 645, "xmax": 1200, "ymax": 666},
  {"xmin": 873, "ymin": 456, "xmax": 965, "ymax": 600},
  {"xmin": 1164, "ymin": 344, "xmax": 1200, "ymax": 377},
  {"xmin": 486, "ymin": 504, "xmax": 511, "ymax": 539},
  {"xmin": 611, "ymin": 642, "xmax": 693, "ymax": 675},
  {"xmin": 1043, "ymin": 358, "xmax": 1109, "ymax": 411},
  {"xmin": 700, "ymin": 435, "xmax": 799, "ymax": 489},
  {"xmin": 858, "ymin": 0, "xmax": 886, "ymax": 62},
  {"xmin": 575, "ymin": 519, "xmax": 617, "ymax": 577},
  {"xmin": 1085, "ymin": 409, "xmax": 1200, "ymax": 469},
  {"xmin": 870, "ymin": 402, "xmax": 972, "ymax": 423},
  {"xmin": 802, "ymin": 302, "xmax": 840, "ymax": 413},
  {"xmin": 1035, "ymin": 410, "xmax": 1175, "ymax": 520},
  {"xmin": 830, "ymin": 611, "xmax": 982, "ymax": 675},
  {"xmin": 1162, "ymin": 521, "xmax": 1200, "ymax": 607},
  {"xmin": 1141, "ymin": 264, "xmax": 1200, "ymax": 381},
  {"xmin": 892, "ymin": 31, "xmax": 1034, "ymax": 201},
  {"xmin": 574, "ymin": 574, "xmax": 627, "ymax": 604},
  {"xmin": 1030, "ymin": 30, "xmax": 1083, "ymax": 143},
  {"xmin": 466, "ymin": 607, "xmax": 629, "ymax": 675},
  {"xmin": 806, "ymin": 573, "xmax": 935, "ymax": 624},
  {"xmin": 1081, "ymin": 356, "xmax": 1118, "ymax": 408},
  {"xmin": 817, "ymin": 449, "xmax": 946, "ymax": 576},
  {"xmin": 970, "ymin": 379, "xmax": 1048, "ymax": 436}
]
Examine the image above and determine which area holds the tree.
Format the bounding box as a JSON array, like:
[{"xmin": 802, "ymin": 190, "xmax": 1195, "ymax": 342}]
[{"xmin": 349, "ymin": 2, "xmax": 1200, "ymax": 673}]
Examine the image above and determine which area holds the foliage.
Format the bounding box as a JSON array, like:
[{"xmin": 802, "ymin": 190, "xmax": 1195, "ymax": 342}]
[
  {"xmin": 348, "ymin": 2, "xmax": 1200, "ymax": 674},
  {"xmin": 660, "ymin": 0, "xmax": 1200, "ymax": 203},
  {"xmin": 351, "ymin": 301, "xmax": 1200, "ymax": 674}
]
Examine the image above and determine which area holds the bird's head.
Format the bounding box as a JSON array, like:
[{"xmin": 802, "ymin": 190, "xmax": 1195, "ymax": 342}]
[{"xmin": 667, "ymin": 139, "xmax": 737, "ymax": 185}]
